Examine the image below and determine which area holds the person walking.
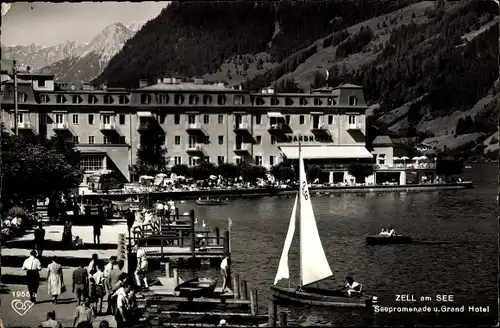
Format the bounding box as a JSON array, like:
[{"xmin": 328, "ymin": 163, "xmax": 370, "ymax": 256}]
[
  {"xmin": 62, "ymin": 220, "xmax": 73, "ymax": 247},
  {"xmin": 113, "ymin": 283, "xmax": 131, "ymax": 328},
  {"xmin": 220, "ymin": 253, "xmax": 232, "ymax": 293},
  {"xmin": 87, "ymin": 254, "xmax": 98, "ymax": 277},
  {"xmin": 93, "ymin": 220, "xmax": 102, "ymax": 245},
  {"xmin": 72, "ymin": 262, "xmax": 89, "ymax": 305},
  {"xmin": 108, "ymin": 262, "xmax": 124, "ymax": 315},
  {"xmin": 134, "ymin": 249, "xmax": 149, "ymax": 290},
  {"xmin": 72, "ymin": 297, "xmax": 94, "ymax": 327},
  {"xmin": 47, "ymin": 256, "xmax": 64, "ymax": 304},
  {"xmin": 39, "ymin": 310, "xmax": 62, "ymax": 328},
  {"xmin": 93, "ymin": 263, "xmax": 106, "ymax": 315},
  {"xmin": 34, "ymin": 223, "xmax": 45, "ymax": 257},
  {"xmin": 22, "ymin": 249, "xmax": 42, "ymax": 303},
  {"xmin": 103, "ymin": 256, "xmax": 117, "ymax": 315}
]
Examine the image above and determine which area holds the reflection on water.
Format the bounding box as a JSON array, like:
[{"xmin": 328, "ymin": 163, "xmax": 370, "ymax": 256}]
[{"xmin": 154, "ymin": 164, "xmax": 497, "ymax": 326}]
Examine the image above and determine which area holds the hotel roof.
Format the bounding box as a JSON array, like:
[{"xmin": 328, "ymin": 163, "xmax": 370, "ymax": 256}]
[{"xmin": 137, "ymin": 82, "xmax": 241, "ymax": 92}]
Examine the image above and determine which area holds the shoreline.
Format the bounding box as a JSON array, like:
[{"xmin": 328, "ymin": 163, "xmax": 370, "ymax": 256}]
[{"xmin": 83, "ymin": 181, "xmax": 473, "ymax": 201}]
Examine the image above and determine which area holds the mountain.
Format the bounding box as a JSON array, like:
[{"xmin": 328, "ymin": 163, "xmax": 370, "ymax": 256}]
[
  {"xmin": 39, "ymin": 22, "xmax": 142, "ymax": 85},
  {"xmin": 1, "ymin": 41, "xmax": 87, "ymax": 71}
]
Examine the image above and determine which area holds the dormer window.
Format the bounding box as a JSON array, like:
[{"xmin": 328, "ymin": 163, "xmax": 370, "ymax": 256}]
[
  {"xmin": 327, "ymin": 97, "xmax": 337, "ymax": 106},
  {"xmin": 234, "ymin": 95, "xmax": 245, "ymax": 105},
  {"xmin": 119, "ymin": 95, "xmax": 129, "ymax": 104},
  {"xmin": 348, "ymin": 95, "xmax": 358, "ymax": 106},
  {"xmin": 18, "ymin": 92, "xmax": 28, "ymax": 103},
  {"xmin": 270, "ymin": 97, "xmax": 279, "ymax": 106},
  {"xmin": 174, "ymin": 95, "xmax": 185, "ymax": 105},
  {"xmin": 140, "ymin": 94, "xmax": 151, "ymax": 104},
  {"xmin": 217, "ymin": 95, "xmax": 227, "ymax": 105},
  {"xmin": 56, "ymin": 95, "xmax": 67, "ymax": 104},
  {"xmin": 203, "ymin": 95, "xmax": 212, "ymax": 105},
  {"xmin": 88, "ymin": 95, "xmax": 98, "ymax": 104},
  {"xmin": 314, "ymin": 98, "xmax": 323, "ymax": 106},
  {"xmin": 299, "ymin": 97, "xmax": 308, "ymax": 106},
  {"xmin": 189, "ymin": 95, "xmax": 199, "ymax": 105},
  {"xmin": 72, "ymin": 95, "xmax": 83, "ymax": 104},
  {"xmin": 40, "ymin": 95, "xmax": 50, "ymax": 103},
  {"xmin": 104, "ymin": 95, "xmax": 114, "ymax": 104},
  {"xmin": 158, "ymin": 94, "xmax": 168, "ymax": 104}
]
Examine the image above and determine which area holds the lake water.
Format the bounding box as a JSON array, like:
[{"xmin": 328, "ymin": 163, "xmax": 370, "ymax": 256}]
[{"xmin": 157, "ymin": 163, "xmax": 497, "ymax": 326}]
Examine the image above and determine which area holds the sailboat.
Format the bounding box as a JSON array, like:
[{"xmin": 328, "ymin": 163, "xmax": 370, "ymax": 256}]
[{"xmin": 271, "ymin": 144, "xmax": 377, "ymax": 308}]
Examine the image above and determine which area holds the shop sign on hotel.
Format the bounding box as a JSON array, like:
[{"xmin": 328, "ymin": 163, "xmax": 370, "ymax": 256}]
[{"xmin": 279, "ymin": 135, "xmax": 334, "ymax": 143}]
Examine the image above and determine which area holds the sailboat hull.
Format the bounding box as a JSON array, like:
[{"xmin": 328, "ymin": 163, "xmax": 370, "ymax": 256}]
[{"xmin": 271, "ymin": 285, "xmax": 375, "ymax": 309}]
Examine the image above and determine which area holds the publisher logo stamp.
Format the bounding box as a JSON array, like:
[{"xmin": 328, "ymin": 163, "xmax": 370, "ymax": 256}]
[{"xmin": 11, "ymin": 300, "xmax": 34, "ymax": 316}]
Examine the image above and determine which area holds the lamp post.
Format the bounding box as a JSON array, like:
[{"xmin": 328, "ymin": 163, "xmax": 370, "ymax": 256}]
[
  {"xmin": 125, "ymin": 209, "xmax": 135, "ymax": 281},
  {"xmin": 12, "ymin": 60, "xmax": 18, "ymax": 136}
]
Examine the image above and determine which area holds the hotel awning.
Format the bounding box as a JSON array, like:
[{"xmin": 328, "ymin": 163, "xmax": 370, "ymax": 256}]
[
  {"xmin": 267, "ymin": 112, "xmax": 283, "ymax": 118},
  {"xmin": 279, "ymin": 146, "xmax": 374, "ymax": 159},
  {"xmin": 137, "ymin": 111, "xmax": 153, "ymax": 117}
]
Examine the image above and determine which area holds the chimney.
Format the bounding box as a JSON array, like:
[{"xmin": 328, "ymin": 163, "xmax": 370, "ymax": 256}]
[
  {"xmin": 267, "ymin": 88, "xmax": 274, "ymax": 94},
  {"xmin": 71, "ymin": 84, "xmax": 76, "ymax": 91},
  {"xmin": 261, "ymin": 89, "xmax": 267, "ymax": 94},
  {"xmin": 194, "ymin": 77, "xmax": 204, "ymax": 85},
  {"xmin": 139, "ymin": 79, "xmax": 148, "ymax": 88}
]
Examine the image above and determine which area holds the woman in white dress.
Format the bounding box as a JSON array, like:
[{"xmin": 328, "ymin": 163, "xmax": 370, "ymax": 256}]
[
  {"xmin": 47, "ymin": 257, "xmax": 64, "ymax": 304},
  {"xmin": 134, "ymin": 249, "xmax": 149, "ymax": 289}
]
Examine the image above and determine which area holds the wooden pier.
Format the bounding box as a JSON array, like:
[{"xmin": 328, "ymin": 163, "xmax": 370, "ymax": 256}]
[
  {"xmin": 137, "ymin": 267, "xmax": 289, "ymax": 327},
  {"xmin": 127, "ymin": 209, "xmax": 229, "ymax": 267}
]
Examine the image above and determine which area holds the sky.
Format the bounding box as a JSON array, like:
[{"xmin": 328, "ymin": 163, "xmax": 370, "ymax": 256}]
[{"xmin": 2, "ymin": 2, "xmax": 169, "ymax": 46}]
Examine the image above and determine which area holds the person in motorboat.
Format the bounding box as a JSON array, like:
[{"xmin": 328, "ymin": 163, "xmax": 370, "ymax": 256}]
[
  {"xmin": 388, "ymin": 226, "xmax": 396, "ymax": 236},
  {"xmin": 379, "ymin": 228, "xmax": 388, "ymax": 235},
  {"xmin": 341, "ymin": 276, "xmax": 362, "ymax": 297}
]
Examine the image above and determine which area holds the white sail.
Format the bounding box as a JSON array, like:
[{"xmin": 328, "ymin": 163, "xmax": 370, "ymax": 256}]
[
  {"xmin": 299, "ymin": 146, "xmax": 333, "ymax": 286},
  {"xmin": 274, "ymin": 194, "xmax": 298, "ymax": 285}
]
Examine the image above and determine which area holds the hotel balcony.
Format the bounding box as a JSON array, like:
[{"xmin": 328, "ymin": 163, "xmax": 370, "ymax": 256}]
[
  {"xmin": 186, "ymin": 144, "xmax": 205, "ymax": 155},
  {"xmin": 234, "ymin": 143, "xmax": 251, "ymax": 154},
  {"xmin": 137, "ymin": 119, "xmax": 161, "ymax": 133},
  {"xmin": 100, "ymin": 122, "xmax": 117, "ymax": 131},
  {"xmin": 186, "ymin": 122, "xmax": 207, "ymax": 135},
  {"xmin": 347, "ymin": 123, "xmax": 362, "ymax": 130},
  {"xmin": 53, "ymin": 122, "xmax": 70, "ymax": 131},
  {"xmin": 233, "ymin": 121, "xmax": 250, "ymax": 133},
  {"xmin": 268, "ymin": 122, "xmax": 287, "ymax": 134},
  {"xmin": 311, "ymin": 123, "xmax": 330, "ymax": 135},
  {"xmin": 10, "ymin": 121, "xmax": 35, "ymax": 133}
]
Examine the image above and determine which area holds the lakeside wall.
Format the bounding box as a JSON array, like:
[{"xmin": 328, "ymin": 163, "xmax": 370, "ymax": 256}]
[{"xmin": 83, "ymin": 182, "xmax": 473, "ymax": 202}]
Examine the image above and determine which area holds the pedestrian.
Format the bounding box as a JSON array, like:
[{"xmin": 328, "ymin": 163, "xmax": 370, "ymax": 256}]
[
  {"xmin": 47, "ymin": 256, "xmax": 64, "ymax": 304},
  {"xmin": 72, "ymin": 262, "xmax": 89, "ymax": 305},
  {"xmin": 72, "ymin": 297, "xmax": 94, "ymax": 327},
  {"xmin": 87, "ymin": 254, "xmax": 98, "ymax": 277},
  {"xmin": 39, "ymin": 310, "xmax": 62, "ymax": 328},
  {"xmin": 93, "ymin": 263, "xmax": 106, "ymax": 315},
  {"xmin": 110, "ymin": 272, "xmax": 128, "ymax": 316},
  {"xmin": 134, "ymin": 249, "xmax": 149, "ymax": 290},
  {"xmin": 34, "ymin": 223, "xmax": 45, "ymax": 257},
  {"xmin": 104, "ymin": 256, "xmax": 117, "ymax": 314},
  {"xmin": 113, "ymin": 283, "xmax": 131, "ymax": 328},
  {"xmin": 220, "ymin": 253, "xmax": 231, "ymax": 293},
  {"xmin": 22, "ymin": 249, "xmax": 42, "ymax": 303},
  {"xmin": 62, "ymin": 220, "xmax": 72, "ymax": 247},
  {"xmin": 93, "ymin": 220, "xmax": 102, "ymax": 245}
]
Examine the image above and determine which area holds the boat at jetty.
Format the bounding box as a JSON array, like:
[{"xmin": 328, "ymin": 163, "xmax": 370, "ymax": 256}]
[
  {"xmin": 196, "ymin": 197, "xmax": 228, "ymax": 206},
  {"xmin": 174, "ymin": 277, "xmax": 217, "ymax": 297},
  {"xmin": 271, "ymin": 144, "xmax": 376, "ymax": 309},
  {"xmin": 366, "ymin": 235, "xmax": 412, "ymax": 245}
]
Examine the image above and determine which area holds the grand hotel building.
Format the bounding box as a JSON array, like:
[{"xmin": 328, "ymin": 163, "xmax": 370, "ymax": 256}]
[{"xmin": 1, "ymin": 73, "xmax": 436, "ymax": 188}]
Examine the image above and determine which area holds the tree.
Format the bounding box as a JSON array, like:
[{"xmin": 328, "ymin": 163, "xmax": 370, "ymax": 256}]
[
  {"xmin": 1, "ymin": 130, "xmax": 83, "ymax": 211},
  {"xmin": 100, "ymin": 171, "xmax": 124, "ymax": 193},
  {"xmin": 239, "ymin": 164, "xmax": 267, "ymax": 183},
  {"xmin": 135, "ymin": 129, "xmax": 169, "ymax": 176},
  {"xmin": 347, "ymin": 163, "xmax": 375, "ymax": 183},
  {"xmin": 216, "ymin": 163, "xmax": 240, "ymax": 180},
  {"xmin": 436, "ymin": 156, "xmax": 463, "ymax": 181},
  {"xmin": 171, "ymin": 164, "xmax": 189, "ymax": 177},
  {"xmin": 306, "ymin": 165, "xmax": 323, "ymax": 182},
  {"xmin": 187, "ymin": 162, "xmax": 217, "ymax": 181},
  {"xmin": 270, "ymin": 163, "xmax": 295, "ymax": 182}
]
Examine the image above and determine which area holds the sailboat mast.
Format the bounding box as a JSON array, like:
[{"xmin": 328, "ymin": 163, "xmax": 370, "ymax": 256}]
[{"xmin": 298, "ymin": 141, "xmax": 302, "ymax": 289}]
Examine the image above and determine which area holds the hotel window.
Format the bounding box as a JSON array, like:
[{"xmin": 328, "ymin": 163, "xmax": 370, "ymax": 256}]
[
  {"xmin": 88, "ymin": 114, "xmax": 95, "ymax": 125},
  {"xmin": 39, "ymin": 80, "xmax": 46, "ymax": 87},
  {"xmin": 174, "ymin": 156, "xmax": 182, "ymax": 165},
  {"xmin": 18, "ymin": 92, "xmax": 28, "ymax": 102},
  {"xmin": 256, "ymin": 136, "xmax": 262, "ymax": 145},
  {"xmin": 217, "ymin": 156, "xmax": 225, "ymax": 165},
  {"xmin": 119, "ymin": 114, "xmax": 125, "ymax": 125},
  {"xmin": 17, "ymin": 113, "xmax": 24, "ymax": 123},
  {"xmin": 88, "ymin": 136, "xmax": 95, "ymax": 144},
  {"xmin": 203, "ymin": 114, "xmax": 209, "ymax": 124},
  {"xmin": 102, "ymin": 114, "xmax": 111, "ymax": 125},
  {"xmin": 88, "ymin": 95, "xmax": 97, "ymax": 104},
  {"xmin": 140, "ymin": 94, "xmax": 151, "ymax": 104},
  {"xmin": 55, "ymin": 114, "xmax": 64, "ymax": 124},
  {"xmin": 174, "ymin": 95, "xmax": 185, "ymax": 105},
  {"xmin": 104, "ymin": 95, "xmax": 114, "ymax": 104},
  {"xmin": 104, "ymin": 136, "xmax": 112, "ymax": 144},
  {"xmin": 72, "ymin": 136, "xmax": 79, "ymax": 144},
  {"xmin": 269, "ymin": 156, "xmax": 275, "ymax": 166},
  {"xmin": 40, "ymin": 113, "xmax": 48, "ymax": 124},
  {"xmin": 40, "ymin": 95, "xmax": 49, "ymax": 103},
  {"xmin": 328, "ymin": 115, "xmax": 334, "ymax": 124},
  {"xmin": 204, "ymin": 156, "xmax": 210, "ymax": 162},
  {"xmin": 188, "ymin": 114, "xmax": 196, "ymax": 124},
  {"xmin": 348, "ymin": 115, "xmax": 356, "ymax": 124},
  {"xmin": 189, "ymin": 157, "xmax": 199, "ymax": 166},
  {"xmin": 255, "ymin": 114, "xmax": 261, "ymax": 125},
  {"xmin": 378, "ymin": 154, "xmax": 386, "ymax": 165},
  {"xmin": 285, "ymin": 115, "xmax": 291, "ymax": 125},
  {"xmin": 158, "ymin": 94, "xmax": 168, "ymax": 104},
  {"xmin": 175, "ymin": 136, "xmax": 181, "ymax": 145},
  {"xmin": 299, "ymin": 115, "xmax": 305, "ymax": 124},
  {"xmin": 327, "ymin": 97, "xmax": 336, "ymax": 106},
  {"xmin": 271, "ymin": 135, "xmax": 277, "ymax": 145},
  {"xmin": 119, "ymin": 136, "xmax": 126, "ymax": 144},
  {"xmin": 72, "ymin": 95, "xmax": 83, "ymax": 104},
  {"xmin": 174, "ymin": 114, "xmax": 180, "ymax": 124},
  {"xmin": 234, "ymin": 95, "xmax": 244, "ymax": 105},
  {"xmin": 159, "ymin": 114, "xmax": 166, "ymax": 124},
  {"xmin": 56, "ymin": 95, "xmax": 66, "ymax": 104},
  {"xmin": 80, "ymin": 155, "xmax": 103, "ymax": 172},
  {"xmin": 204, "ymin": 136, "xmax": 210, "ymax": 144},
  {"xmin": 218, "ymin": 114, "xmax": 224, "ymax": 124},
  {"xmin": 348, "ymin": 95, "xmax": 358, "ymax": 106},
  {"xmin": 254, "ymin": 156, "xmax": 263, "ymax": 166},
  {"xmin": 189, "ymin": 95, "xmax": 199, "ymax": 105},
  {"xmin": 72, "ymin": 114, "xmax": 79, "ymax": 124},
  {"xmin": 203, "ymin": 95, "xmax": 213, "ymax": 105},
  {"xmin": 217, "ymin": 95, "xmax": 227, "ymax": 105},
  {"xmin": 218, "ymin": 136, "xmax": 224, "ymax": 145},
  {"xmin": 119, "ymin": 95, "xmax": 129, "ymax": 104}
]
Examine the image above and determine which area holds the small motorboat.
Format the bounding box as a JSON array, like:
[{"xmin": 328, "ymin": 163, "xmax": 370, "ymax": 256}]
[
  {"xmin": 196, "ymin": 197, "xmax": 228, "ymax": 206},
  {"xmin": 366, "ymin": 235, "xmax": 413, "ymax": 245},
  {"xmin": 174, "ymin": 277, "xmax": 217, "ymax": 298}
]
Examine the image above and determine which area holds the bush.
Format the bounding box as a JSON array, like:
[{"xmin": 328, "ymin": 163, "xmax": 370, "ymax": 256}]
[{"xmin": 7, "ymin": 206, "xmax": 29, "ymax": 221}]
